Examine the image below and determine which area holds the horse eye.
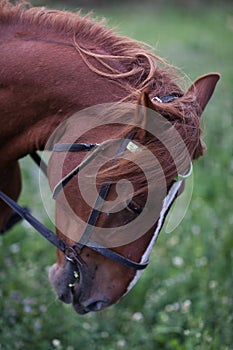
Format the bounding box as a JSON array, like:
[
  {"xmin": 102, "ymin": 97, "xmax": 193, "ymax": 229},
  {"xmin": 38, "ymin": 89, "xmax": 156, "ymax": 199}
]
[{"xmin": 127, "ymin": 200, "xmax": 142, "ymax": 215}]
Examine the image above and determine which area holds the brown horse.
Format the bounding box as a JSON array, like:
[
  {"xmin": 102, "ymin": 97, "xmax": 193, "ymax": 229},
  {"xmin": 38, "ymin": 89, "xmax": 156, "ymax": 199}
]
[{"xmin": 0, "ymin": 0, "xmax": 219, "ymax": 314}]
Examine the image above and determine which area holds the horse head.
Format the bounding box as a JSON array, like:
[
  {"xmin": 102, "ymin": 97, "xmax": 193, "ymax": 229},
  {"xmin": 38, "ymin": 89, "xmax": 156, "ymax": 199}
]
[
  {"xmin": 48, "ymin": 73, "xmax": 219, "ymax": 314},
  {"xmin": 0, "ymin": 1, "xmax": 220, "ymax": 315}
]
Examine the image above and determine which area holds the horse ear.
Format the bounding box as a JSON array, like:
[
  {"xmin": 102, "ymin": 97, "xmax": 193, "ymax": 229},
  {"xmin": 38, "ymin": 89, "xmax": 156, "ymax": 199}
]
[{"xmin": 185, "ymin": 73, "xmax": 220, "ymax": 117}]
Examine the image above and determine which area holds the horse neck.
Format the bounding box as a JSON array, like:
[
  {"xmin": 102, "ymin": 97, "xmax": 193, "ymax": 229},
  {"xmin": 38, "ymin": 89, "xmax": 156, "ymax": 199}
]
[{"xmin": 0, "ymin": 32, "xmax": 128, "ymax": 167}]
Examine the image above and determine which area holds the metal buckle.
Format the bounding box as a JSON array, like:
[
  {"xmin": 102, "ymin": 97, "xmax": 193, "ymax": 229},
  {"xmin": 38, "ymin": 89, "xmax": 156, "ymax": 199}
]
[{"xmin": 65, "ymin": 246, "xmax": 85, "ymax": 266}]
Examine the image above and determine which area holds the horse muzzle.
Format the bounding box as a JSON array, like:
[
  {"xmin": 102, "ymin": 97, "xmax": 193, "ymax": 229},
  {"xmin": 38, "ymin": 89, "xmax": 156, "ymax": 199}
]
[{"xmin": 49, "ymin": 260, "xmax": 112, "ymax": 314}]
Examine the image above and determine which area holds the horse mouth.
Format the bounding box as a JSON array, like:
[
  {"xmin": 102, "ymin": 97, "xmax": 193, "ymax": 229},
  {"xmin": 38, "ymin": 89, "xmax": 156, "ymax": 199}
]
[{"xmin": 67, "ymin": 269, "xmax": 80, "ymax": 290}]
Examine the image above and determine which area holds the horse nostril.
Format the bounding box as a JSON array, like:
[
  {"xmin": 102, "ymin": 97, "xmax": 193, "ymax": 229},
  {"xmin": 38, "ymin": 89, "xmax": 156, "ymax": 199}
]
[{"xmin": 85, "ymin": 300, "xmax": 107, "ymax": 312}]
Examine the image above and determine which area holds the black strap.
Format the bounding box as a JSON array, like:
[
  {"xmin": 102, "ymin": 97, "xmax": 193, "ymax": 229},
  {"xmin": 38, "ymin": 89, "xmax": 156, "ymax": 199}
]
[
  {"xmin": 53, "ymin": 166, "xmax": 81, "ymax": 199},
  {"xmin": 76, "ymin": 242, "xmax": 148, "ymax": 270},
  {"xmin": 160, "ymin": 94, "xmax": 181, "ymax": 103},
  {"xmin": 152, "ymin": 93, "xmax": 181, "ymax": 104},
  {"xmin": 30, "ymin": 144, "xmax": 97, "ymax": 179},
  {"xmin": 78, "ymin": 184, "xmax": 110, "ymax": 245},
  {"xmin": 53, "ymin": 143, "xmax": 97, "ymax": 152},
  {"xmin": 30, "ymin": 152, "xmax": 47, "ymax": 176},
  {"xmin": 0, "ymin": 191, "xmax": 67, "ymax": 253}
]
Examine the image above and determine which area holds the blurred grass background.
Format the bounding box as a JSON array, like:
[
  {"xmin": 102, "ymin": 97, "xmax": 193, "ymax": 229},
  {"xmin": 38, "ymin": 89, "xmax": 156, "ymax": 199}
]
[{"xmin": 0, "ymin": 1, "xmax": 232, "ymax": 349}]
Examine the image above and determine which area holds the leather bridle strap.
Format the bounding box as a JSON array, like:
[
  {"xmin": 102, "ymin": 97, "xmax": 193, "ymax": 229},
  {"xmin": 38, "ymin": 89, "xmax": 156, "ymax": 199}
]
[
  {"xmin": 53, "ymin": 143, "xmax": 97, "ymax": 152},
  {"xmin": 75, "ymin": 241, "xmax": 149, "ymax": 270},
  {"xmin": 0, "ymin": 190, "xmax": 67, "ymax": 254}
]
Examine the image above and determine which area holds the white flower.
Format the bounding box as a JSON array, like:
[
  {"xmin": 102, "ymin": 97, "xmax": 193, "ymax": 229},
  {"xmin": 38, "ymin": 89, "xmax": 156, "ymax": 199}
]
[
  {"xmin": 172, "ymin": 256, "xmax": 184, "ymax": 266},
  {"xmin": 132, "ymin": 312, "xmax": 143, "ymax": 321},
  {"xmin": 52, "ymin": 339, "xmax": 61, "ymax": 348},
  {"xmin": 181, "ymin": 299, "xmax": 191, "ymax": 313},
  {"xmin": 209, "ymin": 280, "xmax": 217, "ymax": 289},
  {"xmin": 117, "ymin": 339, "xmax": 126, "ymax": 348},
  {"xmin": 165, "ymin": 302, "xmax": 180, "ymax": 312}
]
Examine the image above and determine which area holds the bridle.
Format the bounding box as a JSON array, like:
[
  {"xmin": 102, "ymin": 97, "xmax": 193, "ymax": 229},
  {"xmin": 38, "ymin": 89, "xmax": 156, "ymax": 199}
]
[
  {"xmin": 0, "ymin": 94, "xmax": 191, "ymax": 271},
  {"xmin": 0, "ymin": 133, "xmax": 151, "ymax": 269}
]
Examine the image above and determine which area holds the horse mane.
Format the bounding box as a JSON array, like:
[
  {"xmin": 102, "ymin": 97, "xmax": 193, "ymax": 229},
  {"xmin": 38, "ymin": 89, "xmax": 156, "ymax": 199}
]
[
  {"xmin": 0, "ymin": 0, "xmax": 182, "ymax": 96},
  {"xmin": 0, "ymin": 0, "xmax": 205, "ymax": 194}
]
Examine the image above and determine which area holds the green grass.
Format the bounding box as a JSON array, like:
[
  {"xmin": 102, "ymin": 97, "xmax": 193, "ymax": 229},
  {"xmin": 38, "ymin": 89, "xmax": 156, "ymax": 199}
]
[{"xmin": 1, "ymin": 2, "xmax": 232, "ymax": 349}]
